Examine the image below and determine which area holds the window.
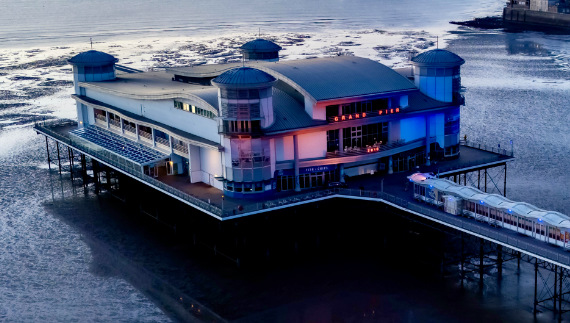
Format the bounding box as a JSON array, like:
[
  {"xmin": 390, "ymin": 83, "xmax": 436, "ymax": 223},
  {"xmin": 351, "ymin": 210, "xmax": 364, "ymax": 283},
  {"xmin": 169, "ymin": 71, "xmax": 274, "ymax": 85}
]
[
  {"xmin": 327, "ymin": 129, "xmax": 339, "ymax": 152},
  {"xmin": 173, "ymin": 100, "xmax": 215, "ymax": 119},
  {"xmin": 221, "ymin": 89, "xmax": 260, "ymax": 99}
]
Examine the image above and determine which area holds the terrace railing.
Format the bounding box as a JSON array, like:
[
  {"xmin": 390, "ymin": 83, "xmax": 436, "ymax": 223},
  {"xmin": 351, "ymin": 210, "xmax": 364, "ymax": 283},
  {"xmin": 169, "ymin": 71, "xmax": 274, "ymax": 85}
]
[
  {"xmin": 461, "ymin": 140, "xmax": 514, "ymax": 157},
  {"xmin": 34, "ymin": 120, "xmax": 223, "ymax": 217}
]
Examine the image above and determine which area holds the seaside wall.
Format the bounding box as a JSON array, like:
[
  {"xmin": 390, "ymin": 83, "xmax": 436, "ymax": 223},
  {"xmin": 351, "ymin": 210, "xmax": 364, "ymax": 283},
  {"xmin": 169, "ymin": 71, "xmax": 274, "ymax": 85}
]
[{"xmin": 503, "ymin": 7, "xmax": 570, "ymax": 29}]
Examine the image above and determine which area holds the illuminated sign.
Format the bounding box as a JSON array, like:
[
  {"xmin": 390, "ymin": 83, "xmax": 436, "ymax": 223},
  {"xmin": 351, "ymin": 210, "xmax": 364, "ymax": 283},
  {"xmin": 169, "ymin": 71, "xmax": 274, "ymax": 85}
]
[
  {"xmin": 366, "ymin": 147, "xmax": 380, "ymax": 153},
  {"xmin": 332, "ymin": 108, "xmax": 400, "ymax": 122}
]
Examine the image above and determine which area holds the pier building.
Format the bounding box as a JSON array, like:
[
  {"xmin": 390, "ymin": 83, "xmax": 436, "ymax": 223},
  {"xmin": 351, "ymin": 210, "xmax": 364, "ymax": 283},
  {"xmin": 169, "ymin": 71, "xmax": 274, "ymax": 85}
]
[
  {"xmin": 35, "ymin": 39, "xmax": 570, "ymax": 317},
  {"xmin": 59, "ymin": 39, "xmax": 466, "ymax": 199}
]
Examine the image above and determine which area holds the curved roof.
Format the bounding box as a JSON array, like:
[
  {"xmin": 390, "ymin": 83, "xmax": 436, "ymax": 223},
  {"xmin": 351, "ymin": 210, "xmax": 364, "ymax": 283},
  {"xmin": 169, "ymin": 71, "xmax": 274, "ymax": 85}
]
[
  {"xmin": 411, "ymin": 49, "xmax": 465, "ymax": 67},
  {"xmin": 68, "ymin": 50, "xmax": 118, "ymax": 66},
  {"xmin": 211, "ymin": 67, "xmax": 276, "ymax": 89},
  {"xmin": 257, "ymin": 56, "xmax": 416, "ymax": 101},
  {"xmin": 240, "ymin": 39, "xmax": 282, "ymax": 53},
  {"xmin": 409, "ymin": 173, "xmax": 570, "ymax": 228}
]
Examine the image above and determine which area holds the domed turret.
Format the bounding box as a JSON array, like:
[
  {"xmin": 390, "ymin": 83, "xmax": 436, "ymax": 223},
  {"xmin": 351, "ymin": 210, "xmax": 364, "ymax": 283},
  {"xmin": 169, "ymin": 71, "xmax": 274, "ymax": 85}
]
[
  {"xmin": 412, "ymin": 49, "xmax": 465, "ymax": 159},
  {"xmin": 212, "ymin": 67, "xmax": 277, "ymax": 133},
  {"xmin": 212, "ymin": 67, "xmax": 276, "ymax": 198},
  {"xmin": 411, "ymin": 49, "xmax": 464, "ymax": 103},
  {"xmin": 68, "ymin": 50, "xmax": 118, "ymax": 82},
  {"xmin": 239, "ymin": 39, "xmax": 282, "ymax": 62}
]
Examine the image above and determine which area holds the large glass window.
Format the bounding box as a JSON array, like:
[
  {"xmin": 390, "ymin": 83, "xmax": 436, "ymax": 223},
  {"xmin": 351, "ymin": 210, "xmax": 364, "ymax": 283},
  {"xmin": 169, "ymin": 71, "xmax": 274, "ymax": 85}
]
[
  {"xmin": 326, "ymin": 129, "xmax": 339, "ymax": 152},
  {"xmin": 326, "ymin": 98, "xmax": 389, "ymax": 118},
  {"xmin": 342, "ymin": 122, "xmax": 387, "ymax": 149},
  {"xmin": 220, "ymin": 89, "xmax": 260, "ymax": 99}
]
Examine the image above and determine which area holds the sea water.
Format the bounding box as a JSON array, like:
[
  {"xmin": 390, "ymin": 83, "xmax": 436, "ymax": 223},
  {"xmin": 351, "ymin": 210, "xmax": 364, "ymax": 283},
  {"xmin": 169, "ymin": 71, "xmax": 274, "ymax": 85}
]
[{"xmin": 0, "ymin": 0, "xmax": 569, "ymax": 321}]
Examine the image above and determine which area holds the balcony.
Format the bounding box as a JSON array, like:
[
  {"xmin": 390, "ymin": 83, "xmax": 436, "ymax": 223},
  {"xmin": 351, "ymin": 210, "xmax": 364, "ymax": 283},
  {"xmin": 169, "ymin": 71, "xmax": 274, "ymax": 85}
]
[
  {"xmin": 218, "ymin": 124, "xmax": 262, "ymax": 136},
  {"xmin": 324, "ymin": 138, "xmax": 425, "ymax": 162}
]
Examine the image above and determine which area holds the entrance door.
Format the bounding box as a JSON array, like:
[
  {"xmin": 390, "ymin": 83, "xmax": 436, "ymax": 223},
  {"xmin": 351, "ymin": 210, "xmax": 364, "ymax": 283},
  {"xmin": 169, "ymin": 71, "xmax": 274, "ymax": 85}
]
[{"xmin": 166, "ymin": 161, "xmax": 174, "ymax": 175}]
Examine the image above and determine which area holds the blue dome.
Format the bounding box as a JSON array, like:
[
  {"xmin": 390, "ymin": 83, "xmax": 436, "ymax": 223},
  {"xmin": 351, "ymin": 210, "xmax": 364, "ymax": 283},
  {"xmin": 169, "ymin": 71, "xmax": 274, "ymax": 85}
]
[
  {"xmin": 411, "ymin": 49, "xmax": 464, "ymax": 67},
  {"xmin": 212, "ymin": 67, "xmax": 276, "ymax": 89},
  {"xmin": 240, "ymin": 39, "xmax": 282, "ymax": 53},
  {"xmin": 68, "ymin": 50, "xmax": 118, "ymax": 66}
]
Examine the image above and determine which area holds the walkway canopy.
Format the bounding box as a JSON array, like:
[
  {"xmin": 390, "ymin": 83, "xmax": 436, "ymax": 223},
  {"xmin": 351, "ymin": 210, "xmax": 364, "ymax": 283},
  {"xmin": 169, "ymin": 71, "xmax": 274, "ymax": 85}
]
[{"xmin": 408, "ymin": 173, "xmax": 570, "ymax": 229}]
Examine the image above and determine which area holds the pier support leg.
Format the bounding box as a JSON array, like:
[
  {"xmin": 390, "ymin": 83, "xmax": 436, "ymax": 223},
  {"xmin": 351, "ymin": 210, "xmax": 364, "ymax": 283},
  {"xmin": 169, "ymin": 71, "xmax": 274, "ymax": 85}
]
[
  {"xmin": 106, "ymin": 167, "xmax": 112, "ymax": 191},
  {"xmin": 478, "ymin": 170, "xmax": 480, "ymax": 189},
  {"xmin": 554, "ymin": 265, "xmax": 558, "ymax": 312},
  {"xmin": 80, "ymin": 154, "xmax": 87, "ymax": 188},
  {"xmin": 45, "ymin": 136, "xmax": 51, "ymax": 170},
  {"xmin": 559, "ymin": 267, "xmax": 563, "ymax": 318},
  {"xmin": 517, "ymin": 251, "xmax": 521, "ymax": 269},
  {"xmin": 497, "ymin": 245, "xmax": 503, "ymax": 277},
  {"xmin": 388, "ymin": 156, "xmax": 393, "ymax": 174},
  {"xmin": 67, "ymin": 147, "xmax": 73, "ymax": 181},
  {"xmin": 460, "ymin": 233, "xmax": 465, "ymax": 279},
  {"xmin": 479, "ymin": 238, "xmax": 484, "ymax": 283},
  {"xmin": 93, "ymin": 160, "xmax": 100, "ymax": 194},
  {"xmin": 504, "ymin": 164, "xmax": 507, "ymax": 197},
  {"xmin": 56, "ymin": 142, "xmax": 62, "ymax": 175},
  {"xmin": 534, "ymin": 260, "xmax": 539, "ymax": 314},
  {"xmin": 484, "ymin": 168, "xmax": 487, "ymax": 193}
]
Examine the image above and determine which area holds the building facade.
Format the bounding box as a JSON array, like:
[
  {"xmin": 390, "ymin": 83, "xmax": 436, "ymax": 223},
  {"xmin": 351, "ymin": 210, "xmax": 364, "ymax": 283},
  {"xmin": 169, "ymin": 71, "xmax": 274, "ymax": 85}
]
[{"xmin": 67, "ymin": 39, "xmax": 465, "ymax": 198}]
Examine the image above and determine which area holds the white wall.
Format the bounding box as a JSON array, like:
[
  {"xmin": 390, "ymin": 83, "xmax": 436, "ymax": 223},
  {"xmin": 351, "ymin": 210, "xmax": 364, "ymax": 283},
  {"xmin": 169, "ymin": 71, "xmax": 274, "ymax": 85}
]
[
  {"xmin": 189, "ymin": 144, "xmax": 202, "ymax": 183},
  {"xmin": 275, "ymin": 136, "xmax": 294, "ymax": 161},
  {"xmin": 200, "ymin": 147, "xmax": 222, "ymax": 178},
  {"xmin": 85, "ymin": 89, "xmax": 220, "ymax": 143},
  {"xmin": 400, "ymin": 116, "xmax": 426, "ymax": 142},
  {"xmin": 298, "ymin": 132, "xmax": 326, "ymax": 159}
]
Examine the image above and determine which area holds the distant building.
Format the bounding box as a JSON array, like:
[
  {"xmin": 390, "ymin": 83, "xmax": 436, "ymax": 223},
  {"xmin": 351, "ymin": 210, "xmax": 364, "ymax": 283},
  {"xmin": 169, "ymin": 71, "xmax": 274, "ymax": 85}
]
[{"xmin": 67, "ymin": 39, "xmax": 465, "ymax": 198}]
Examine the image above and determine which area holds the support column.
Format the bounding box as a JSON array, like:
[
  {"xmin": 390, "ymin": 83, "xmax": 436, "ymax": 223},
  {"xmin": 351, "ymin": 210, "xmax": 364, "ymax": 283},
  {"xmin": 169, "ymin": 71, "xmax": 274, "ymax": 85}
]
[
  {"xmin": 504, "ymin": 164, "xmax": 507, "ymax": 197},
  {"xmin": 478, "ymin": 170, "xmax": 481, "ymax": 189},
  {"xmin": 56, "ymin": 142, "xmax": 62, "ymax": 175},
  {"xmin": 339, "ymin": 164, "xmax": 345, "ymax": 183},
  {"xmin": 388, "ymin": 156, "xmax": 393, "ymax": 174},
  {"xmin": 293, "ymin": 135, "xmax": 300, "ymax": 192},
  {"xmin": 135, "ymin": 124, "xmax": 140, "ymax": 141},
  {"xmin": 81, "ymin": 154, "xmax": 87, "ymax": 187},
  {"xmin": 425, "ymin": 117, "xmax": 431, "ymax": 166},
  {"xmin": 534, "ymin": 260, "xmax": 539, "ymax": 314},
  {"xmin": 45, "ymin": 136, "xmax": 51, "ymax": 170},
  {"xmin": 479, "ymin": 238, "xmax": 484, "ymax": 282},
  {"xmin": 484, "ymin": 168, "xmax": 488, "ymax": 193},
  {"xmin": 559, "ymin": 267, "xmax": 563, "ymax": 317},
  {"xmin": 497, "ymin": 245, "xmax": 503, "ymax": 277},
  {"xmin": 338, "ymin": 128, "xmax": 343, "ymax": 152},
  {"xmin": 554, "ymin": 265, "xmax": 558, "ymax": 312},
  {"xmin": 93, "ymin": 159, "xmax": 101, "ymax": 194},
  {"xmin": 151, "ymin": 128, "xmax": 156, "ymax": 147},
  {"xmin": 67, "ymin": 147, "xmax": 74, "ymax": 181}
]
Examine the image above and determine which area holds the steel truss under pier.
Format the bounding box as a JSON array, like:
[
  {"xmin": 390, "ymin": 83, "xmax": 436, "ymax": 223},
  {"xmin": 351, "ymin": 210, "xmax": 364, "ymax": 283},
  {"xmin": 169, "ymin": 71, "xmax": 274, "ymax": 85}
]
[
  {"xmin": 44, "ymin": 135, "xmax": 123, "ymax": 197},
  {"xmin": 439, "ymin": 163, "xmax": 508, "ymax": 197},
  {"xmin": 436, "ymin": 227, "xmax": 570, "ymax": 320}
]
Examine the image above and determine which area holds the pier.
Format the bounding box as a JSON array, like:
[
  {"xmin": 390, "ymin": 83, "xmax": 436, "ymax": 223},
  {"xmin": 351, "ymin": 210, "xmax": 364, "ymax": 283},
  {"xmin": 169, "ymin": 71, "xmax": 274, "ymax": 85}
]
[{"xmin": 35, "ymin": 118, "xmax": 570, "ymax": 318}]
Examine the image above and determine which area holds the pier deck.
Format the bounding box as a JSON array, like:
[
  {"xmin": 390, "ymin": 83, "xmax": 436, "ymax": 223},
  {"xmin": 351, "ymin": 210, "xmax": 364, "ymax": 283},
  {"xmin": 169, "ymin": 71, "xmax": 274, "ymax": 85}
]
[{"xmin": 36, "ymin": 121, "xmax": 570, "ymax": 269}]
